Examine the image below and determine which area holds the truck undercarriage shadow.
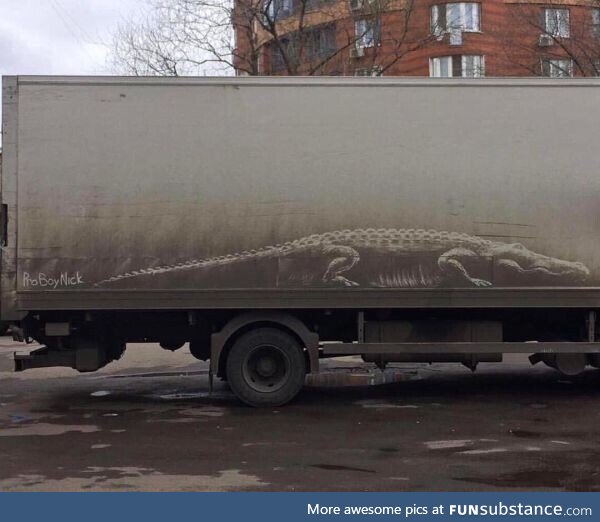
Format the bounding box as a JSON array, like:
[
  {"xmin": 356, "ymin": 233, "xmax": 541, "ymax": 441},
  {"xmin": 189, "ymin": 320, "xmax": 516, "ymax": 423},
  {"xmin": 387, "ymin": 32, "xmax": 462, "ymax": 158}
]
[
  {"xmin": 296, "ymin": 365, "xmax": 600, "ymax": 406},
  {"xmin": 41, "ymin": 364, "xmax": 600, "ymax": 411}
]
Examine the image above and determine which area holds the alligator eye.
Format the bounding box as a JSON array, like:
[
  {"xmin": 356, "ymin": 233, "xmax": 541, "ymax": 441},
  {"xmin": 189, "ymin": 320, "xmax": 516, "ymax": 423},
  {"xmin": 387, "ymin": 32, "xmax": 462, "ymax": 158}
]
[{"xmin": 513, "ymin": 243, "xmax": 526, "ymax": 249}]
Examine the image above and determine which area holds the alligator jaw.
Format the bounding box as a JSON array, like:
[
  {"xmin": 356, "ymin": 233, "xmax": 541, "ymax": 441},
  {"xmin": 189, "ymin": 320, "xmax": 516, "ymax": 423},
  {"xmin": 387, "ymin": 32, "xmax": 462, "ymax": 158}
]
[
  {"xmin": 524, "ymin": 263, "xmax": 590, "ymax": 281},
  {"xmin": 496, "ymin": 257, "xmax": 590, "ymax": 282}
]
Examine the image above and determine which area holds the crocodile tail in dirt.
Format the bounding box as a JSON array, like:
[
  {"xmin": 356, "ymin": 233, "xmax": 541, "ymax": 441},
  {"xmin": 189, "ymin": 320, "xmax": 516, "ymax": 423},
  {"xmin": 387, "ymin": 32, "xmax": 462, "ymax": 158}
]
[{"xmin": 94, "ymin": 246, "xmax": 281, "ymax": 287}]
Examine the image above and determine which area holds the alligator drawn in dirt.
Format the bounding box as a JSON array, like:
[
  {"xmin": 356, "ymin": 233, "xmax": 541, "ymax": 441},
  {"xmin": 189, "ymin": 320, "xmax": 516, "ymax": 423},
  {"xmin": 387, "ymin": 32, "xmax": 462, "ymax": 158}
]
[{"xmin": 95, "ymin": 229, "xmax": 591, "ymax": 289}]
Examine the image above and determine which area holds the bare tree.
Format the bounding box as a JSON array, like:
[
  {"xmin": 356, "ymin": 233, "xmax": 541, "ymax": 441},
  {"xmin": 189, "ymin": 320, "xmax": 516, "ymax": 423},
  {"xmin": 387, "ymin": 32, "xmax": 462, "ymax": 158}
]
[
  {"xmin": 110, "ymin": 0, "xmax": 432, "ymax": 76},
  {"xmin": 499, "ymin": 1, "xmax": 600, "ymax": 77},
  {"xmin": 111, "ymin": 0, "xmax": 237, "ymax": 75}
]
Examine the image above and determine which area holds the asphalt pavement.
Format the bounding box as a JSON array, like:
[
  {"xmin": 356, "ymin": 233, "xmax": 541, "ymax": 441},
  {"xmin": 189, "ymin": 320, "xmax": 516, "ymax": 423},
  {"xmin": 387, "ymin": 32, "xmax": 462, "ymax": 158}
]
[{"xmin": 1, "ymin": 337, "xmax": 600, "ymax": 492}]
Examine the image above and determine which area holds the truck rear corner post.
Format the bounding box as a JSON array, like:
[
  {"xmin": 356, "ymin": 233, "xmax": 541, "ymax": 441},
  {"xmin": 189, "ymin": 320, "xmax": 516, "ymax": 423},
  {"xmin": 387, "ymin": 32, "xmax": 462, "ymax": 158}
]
[{"xmin": 1, "ymin": 76, "xmax": 22, "ymax": 328}]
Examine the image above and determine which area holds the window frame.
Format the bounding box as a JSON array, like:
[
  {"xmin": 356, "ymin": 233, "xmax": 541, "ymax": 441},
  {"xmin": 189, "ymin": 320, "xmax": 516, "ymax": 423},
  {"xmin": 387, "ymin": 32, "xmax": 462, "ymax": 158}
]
[
  {"xmin": 543, "ymin": 8, "xmax": 570, "ymax": 38},
  {"xmin": 354, "ymin": 66, "xmax": 383, "ymax": 76},
  {"xmin": 354, "ymin": 17, "xmax": 380, "ymax": 48},
  {"xmin": 430, "ymin": 54, "xmax": 485, "ymax": 78},
  {"xmin": 263, "ymin": 0, "xmax": 337, "ymax": 22},
  {"xmin": 541, "ymin": 58, "xmax": 573, "ymax": 78},
  {"xmin": 429, "ymin": 56, "xmax": 453, "ymax": 77},
  {"xmin": 592, "ymin": 8, "xmax": 600, "ymax": 38},
  {"xmin": 430, "ymin": 3, "xmax": 481, "ymax": 36},
  {"xmin": 269, "ymin": 24, "xmax": 337, "ymax": 72},
  {"xmin": 307, "ymin": 24, "xmax": 337, "ymax": 60},
  {"xmin": 461, "ymin": 54, "xmax": 485, "ymax": 77}
]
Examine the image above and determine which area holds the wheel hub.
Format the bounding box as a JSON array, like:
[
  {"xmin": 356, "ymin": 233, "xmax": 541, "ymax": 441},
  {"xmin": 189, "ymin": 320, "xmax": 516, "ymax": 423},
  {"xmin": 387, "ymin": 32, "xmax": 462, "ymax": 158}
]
[
  {"xmin": 243, "ymin": 344, "xmax": 289, "ymax": 393},
  {"xmin": 256, "ymin": 356, "xmax": 277, "ymax": 377}
]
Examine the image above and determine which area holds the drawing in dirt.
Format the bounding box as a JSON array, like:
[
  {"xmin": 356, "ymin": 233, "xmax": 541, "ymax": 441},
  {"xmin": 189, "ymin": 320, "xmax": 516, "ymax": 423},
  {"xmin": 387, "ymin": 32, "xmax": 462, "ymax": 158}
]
[{"xmin": 94, "ymin": 228, "xmax": 591, "ymax": 290}]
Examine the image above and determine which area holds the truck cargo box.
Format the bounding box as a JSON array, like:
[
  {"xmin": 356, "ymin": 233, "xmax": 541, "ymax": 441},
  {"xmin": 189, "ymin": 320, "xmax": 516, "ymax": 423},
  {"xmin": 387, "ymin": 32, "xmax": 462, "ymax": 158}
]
[{"xmin": 2, "ymin": 77, "xmax": 600, "ymax": 318}]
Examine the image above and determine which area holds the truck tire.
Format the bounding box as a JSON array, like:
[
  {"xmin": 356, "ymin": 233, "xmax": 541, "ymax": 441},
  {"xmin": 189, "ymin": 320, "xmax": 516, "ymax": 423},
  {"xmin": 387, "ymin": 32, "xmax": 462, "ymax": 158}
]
[{"xmin": 226, "ymin": 328, "xmax": 306, "ymax": 407}]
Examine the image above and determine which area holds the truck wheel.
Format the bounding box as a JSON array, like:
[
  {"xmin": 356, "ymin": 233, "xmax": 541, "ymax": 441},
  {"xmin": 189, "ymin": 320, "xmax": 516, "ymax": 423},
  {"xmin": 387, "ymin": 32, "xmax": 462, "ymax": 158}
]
[{"xmin": 226, "ymin": 328, "xmax": 306, "ymax": 407}]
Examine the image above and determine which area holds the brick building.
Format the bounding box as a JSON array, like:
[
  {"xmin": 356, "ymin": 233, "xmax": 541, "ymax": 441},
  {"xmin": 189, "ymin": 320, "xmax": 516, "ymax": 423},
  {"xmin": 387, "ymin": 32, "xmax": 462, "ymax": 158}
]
[{"xmin": 233, "ymin": 0, "xmax": 600, "ymax": 76}]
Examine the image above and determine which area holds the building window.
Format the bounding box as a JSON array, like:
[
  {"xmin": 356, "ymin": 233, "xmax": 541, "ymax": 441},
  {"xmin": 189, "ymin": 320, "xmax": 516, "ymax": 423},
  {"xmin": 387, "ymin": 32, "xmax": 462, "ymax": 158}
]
[
  {"xmin": 542, "ymin": 59, "xmax": 573, "ymax": 77},
  {"xmin": 430, "ymin": 55, "xmax": 484, "ymax": 77},
  {"xmin": 264, "ymin": 0, "xmax": 293, "ymax": 21},
  {"xmin": 307, "ymin": 25, "xmax": 337, "ymax": 60},
  {"xmin": 263, "ymin": 0, "xmax": 334, "ymax": 20},
  {"xmin": 355, "ymin": 18, "xmax": 380, "ymax": 48},
  {"xmin": 592, "ymin": 9, "xmax": 600, "ymax": 38},
  {"xmin": 544, "ymin": 8, "xmax": 569, "ymax": 38},
  {"xmin": 271, "ymin": 25, "xmax": 337, "ymax": 70},
  {"xmin": 462, "ymin": 55, "xmax": 484, "ymax": 77},
  {"xmin": 431, "ymin": 3, "xmax": 480, "ymax": 36},
  {"xmin": 354, "ymin": 66, "xmax": 383, "ymax": 76},
  {"xmin": 271, "ymin": 39, "xmax": 290, "ymax": 71},
  {"xmin": 430, "ymin": 56, "xmax": 452, "ymax": 77}
]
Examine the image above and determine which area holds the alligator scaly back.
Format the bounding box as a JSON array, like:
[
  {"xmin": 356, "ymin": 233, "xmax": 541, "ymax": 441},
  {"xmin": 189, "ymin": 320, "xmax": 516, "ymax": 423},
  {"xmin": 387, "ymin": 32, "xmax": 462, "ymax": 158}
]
[{"xmin": 94, "ymin": 228, "xmax": 494, "ymax": 287}]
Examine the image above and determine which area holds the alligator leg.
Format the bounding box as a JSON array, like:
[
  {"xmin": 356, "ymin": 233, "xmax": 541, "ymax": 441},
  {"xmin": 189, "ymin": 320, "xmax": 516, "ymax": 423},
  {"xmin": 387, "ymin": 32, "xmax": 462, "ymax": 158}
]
[
  {"xmin": 438, "ymin": 248, "xmax": 492, "ymax": 287},
  {"xmin": 322, "ymin": 245, "xmax": 361, "ymax": 287}
]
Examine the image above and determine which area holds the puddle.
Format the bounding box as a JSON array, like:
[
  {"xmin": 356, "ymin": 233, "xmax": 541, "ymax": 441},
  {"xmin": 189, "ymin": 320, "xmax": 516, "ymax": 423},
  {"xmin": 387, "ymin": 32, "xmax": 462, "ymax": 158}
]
[
  {"xmin": 69, "ymin": 403, "xmax": 147, "ymax": 413},
  {"xmin": 0, "ymin": 468, "xmax": 268, "ymax": 492},
  {"xmin": 509, "ymin": 430, "xmax": 541, "ymax": 439},
  {"xmin": 147, "ymin": 418, "xmax": 199, "ymax": 424},
  {"xmin": 357, "ymin": 400, "xmax": 420, "ymax": 410},
  {"xmin": 108, "ymin": 370, "xmax": 208, "ymax": 379},
  {"xmin": 312, "ymin": 464, "xmax": 376, "ymax": 474},
  {"xmin": 179, "ymin": 407, "xmax": 226, "ymax": 418},
  {"xmin": 91, "ymin": 391, "xmax": 111, "ymax": 398},
  {"xmin": 156, "ymin": 392, "xmax": 230, "ymax": 401},
  {"xmin": 0, "ymin": 423, "xmax": 100, "ymax": 437},
  {"xmin": 456, "ymin": 470, "xmax": 567, "ymax": 489},
  {"xmin": 9, "ymin": 414, "xmax": 31, "ymax": 424},
  {"xmin": 5, "ymin": 412, "xmax": 65, "ymax": 423},
  {"xmin": 425, "ymin": 440, "xmax": 473, "ymax": 450},
  {"xmin": 460, "ymin": 448, "xmax": 509, "ymax": 455}
]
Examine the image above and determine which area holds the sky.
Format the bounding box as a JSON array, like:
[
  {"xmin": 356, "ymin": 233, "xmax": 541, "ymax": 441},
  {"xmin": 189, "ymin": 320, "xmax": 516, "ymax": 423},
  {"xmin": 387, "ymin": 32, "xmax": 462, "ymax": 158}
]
[
  {"xmin": 0, "ymin": 0, "xmax": 144, "ymax": 76},
  {"xmin": 0, "ymin": 0, "xmax": 146, "ymax": 142}
]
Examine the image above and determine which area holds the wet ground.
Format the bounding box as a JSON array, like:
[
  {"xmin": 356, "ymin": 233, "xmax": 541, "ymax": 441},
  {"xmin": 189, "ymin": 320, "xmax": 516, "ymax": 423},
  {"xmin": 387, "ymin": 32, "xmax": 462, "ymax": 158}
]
[{"xmin": 1, "ymin": 336, "xmax": 600, "ymax": 492}]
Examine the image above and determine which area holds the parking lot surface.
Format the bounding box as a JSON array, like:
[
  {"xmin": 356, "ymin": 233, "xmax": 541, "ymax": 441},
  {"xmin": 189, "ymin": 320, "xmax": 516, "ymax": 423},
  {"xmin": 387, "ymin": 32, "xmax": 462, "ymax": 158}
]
[{"xmin": 1, "ymin": 337, "xmax": 600, "ymax": 492}]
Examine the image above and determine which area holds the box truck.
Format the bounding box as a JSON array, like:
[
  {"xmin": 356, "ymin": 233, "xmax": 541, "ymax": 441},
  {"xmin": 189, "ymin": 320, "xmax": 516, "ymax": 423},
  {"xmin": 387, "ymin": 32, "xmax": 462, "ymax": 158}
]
[{"xmin": 2, "ymin": 76, "xmax": 600, "ymax": 406}]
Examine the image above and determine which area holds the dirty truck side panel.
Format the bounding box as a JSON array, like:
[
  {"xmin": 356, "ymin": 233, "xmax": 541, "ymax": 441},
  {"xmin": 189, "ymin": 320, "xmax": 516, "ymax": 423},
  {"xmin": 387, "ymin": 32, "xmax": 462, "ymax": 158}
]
[{"xmin": 3, "ymin": 77, "xmax": 600, "ymax": 313}]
